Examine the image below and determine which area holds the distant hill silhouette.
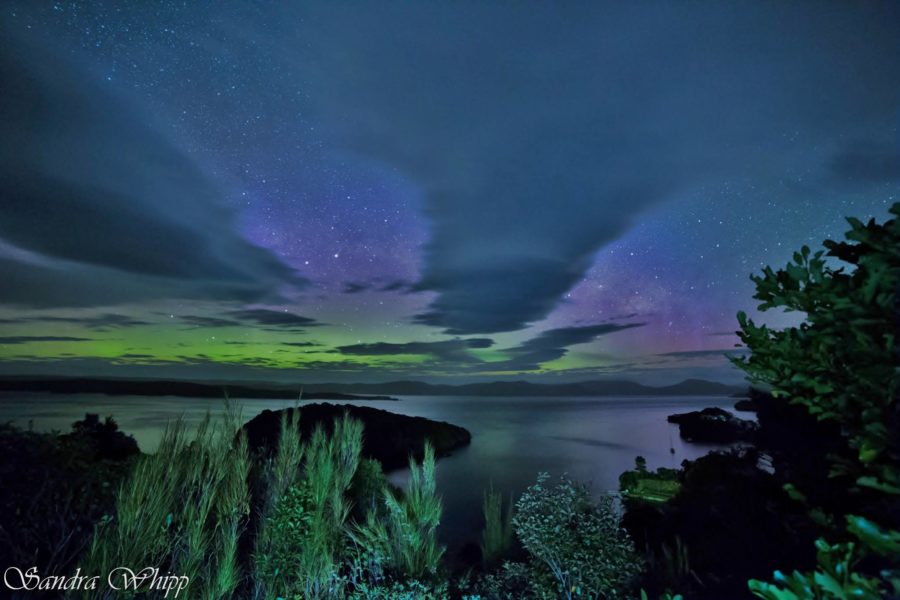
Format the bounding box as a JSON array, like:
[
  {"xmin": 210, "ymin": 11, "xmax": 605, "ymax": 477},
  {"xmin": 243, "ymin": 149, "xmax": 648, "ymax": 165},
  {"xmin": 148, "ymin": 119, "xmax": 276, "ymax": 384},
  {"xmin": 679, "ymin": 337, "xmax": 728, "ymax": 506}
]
[
  {"xmin": 0, "ymin": 376, "xmax": 743, "ymax": 398},
  {"xmin": 302, "ymin": 378, "xmax": 743, "ymax": 397},
  {"xmin": 0, "ymin": 377, "xmax": 395, "ymax": 400}
]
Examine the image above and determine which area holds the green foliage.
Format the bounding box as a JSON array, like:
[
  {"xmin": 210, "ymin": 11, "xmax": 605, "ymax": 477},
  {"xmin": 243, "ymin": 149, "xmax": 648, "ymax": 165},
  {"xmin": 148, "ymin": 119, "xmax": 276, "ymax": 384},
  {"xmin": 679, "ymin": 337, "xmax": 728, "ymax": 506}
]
[
  {"xmin": 299, "ymin": 415, "xmax": 363, "ymax": 598},
  {"xmin": 640, "ymin": 591, "xmax": 683, "ymax": 600},
  {"xmin": 351, "ymin": 458, "xmax": 390, "ymax": 519},
  {"xmin": 383, "ymin": 441, "xmax": 444, "ymax": 580},
  {"xmin": 466, "ymin": 561, "xmax": 532, "ymax": 599},
  {"xmin": 512, "ymin": 473, "xmax": 642, "ymax": 599},
  {"xmin": 253, "ymin": 408, "xmax": 306, "ymax": 598},
  {"xmin": 253, "ymin": 484, "xmax": 314, "ymax": 598},
  {"xmin": 81, "ymin": 406, "xmax": 252, "ymax": 599},
  {"xmin": 252, "ymin": 415, "xmax": 449, "ymax": 599},
  {"xmin": 619, "ymin": 459, "xmax": 681, "ymax": 504},
  {"xmin": 731, "ymin": 205, "xmax": 899, "ymax": 494},
  {"xmin": 351, "ymin": 442, "xmax": 445, "ymax": 584},
  {"xmin": 747, "ymin": 515, "xmax": 900, "ymax": 599},
  {"xmin": 480, "ymin": 483, "xmax": 515, "ymax": 566},
  {"xmin": 732, "ymin": 204, "xmax": 900, "ymax": 598},
  {"xmin": 747, "ymin": 539, "xmax": 887, "ymax": 600},
  {"xmin": 271, "ymin": 407, "xmax": 306, "ymax": 503},
  {"xmin": 253, "ymin": 413, "xmax": 363, "ymax": 599},
  {"xmin": 345, "ymin": 576, "xmax": 449, "ymax": 600}
]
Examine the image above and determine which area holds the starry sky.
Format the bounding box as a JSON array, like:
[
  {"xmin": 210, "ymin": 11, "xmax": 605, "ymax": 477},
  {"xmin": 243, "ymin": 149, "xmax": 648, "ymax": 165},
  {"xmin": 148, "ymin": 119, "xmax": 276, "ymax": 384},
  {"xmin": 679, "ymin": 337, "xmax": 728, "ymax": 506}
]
[{"xmin": 0, "ymin": 2, "xmax": 898, "ymax": 385}]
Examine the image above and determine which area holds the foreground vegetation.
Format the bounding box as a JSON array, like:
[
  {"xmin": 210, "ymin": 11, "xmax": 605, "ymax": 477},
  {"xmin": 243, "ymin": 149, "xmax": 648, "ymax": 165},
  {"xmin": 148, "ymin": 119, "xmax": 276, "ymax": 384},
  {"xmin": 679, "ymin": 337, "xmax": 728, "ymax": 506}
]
[{"xmin": 1, "ymin": 204, "xmax": 897, "ymax": 598}]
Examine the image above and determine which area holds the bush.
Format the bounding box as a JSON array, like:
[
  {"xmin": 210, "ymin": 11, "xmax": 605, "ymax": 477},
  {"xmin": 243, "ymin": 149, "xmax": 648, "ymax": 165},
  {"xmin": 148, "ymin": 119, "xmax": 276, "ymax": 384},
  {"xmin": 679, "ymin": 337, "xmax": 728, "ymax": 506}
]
[
  {"xmin": 467, "ymin": 560, "xmax": 532, "ymax": 599},
  {"xmin": 0, "ymin": 418, "xmax": 135, "ymax": 580},
  {"xmin": 512, "ymin": 473, "xmax": 642, "ymax": 599},
  {"xmin": 732, "ymin": 204, "xmax": 900, "ymax": 597},
  {"xmin": 619, "ymin": 457, "xmax": 680, "ymax": 504}
]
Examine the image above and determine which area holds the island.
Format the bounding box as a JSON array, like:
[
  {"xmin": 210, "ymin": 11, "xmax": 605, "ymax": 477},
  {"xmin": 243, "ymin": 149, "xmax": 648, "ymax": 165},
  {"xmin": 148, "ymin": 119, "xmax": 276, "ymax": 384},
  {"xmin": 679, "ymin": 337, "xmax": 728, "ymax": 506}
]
[
  {"xmin": 667, "ymin": 406, "xmax": 758, "ymax": 443},
  {"xmin": 242, "ymin": 402, "xmax": 472, "ymax": 471}
]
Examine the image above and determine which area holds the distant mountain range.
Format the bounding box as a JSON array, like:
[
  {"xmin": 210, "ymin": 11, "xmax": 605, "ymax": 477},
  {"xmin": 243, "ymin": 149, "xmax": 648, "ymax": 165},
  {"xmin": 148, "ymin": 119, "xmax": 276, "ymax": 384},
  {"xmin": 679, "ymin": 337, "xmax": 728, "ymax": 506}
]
[
  {"xmin": 302, "ymin": 378, "xmax": 745, "ymax": 397},
  {"xmin": 0, "ymin": 376, "xmax": 745, "ymax": 398}
]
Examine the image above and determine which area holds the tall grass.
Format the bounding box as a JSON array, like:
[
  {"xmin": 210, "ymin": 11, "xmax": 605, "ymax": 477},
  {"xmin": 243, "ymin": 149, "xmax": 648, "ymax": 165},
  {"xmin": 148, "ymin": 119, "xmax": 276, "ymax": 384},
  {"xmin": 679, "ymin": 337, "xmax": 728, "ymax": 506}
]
[
  {"xmin": 251, "ymin": 407, "xmax": 305, "ymax": 599},
  {"xmin": 480, "ymin": 483, "xmax": 514, "ymax": 566},
  {"xmin": 78, "ymin": 408, "xmax": 447, "ymax": 598},
  {"xmin": 253, "ymin": 412, "xmax": 363, "ymax": 600},
  {"xmin": 298, "ymin": 415, "xmax": 363, "ymax": 598},
  {"xmin": 80, "ymin": 405, "xmax": 252, "ymax": 599},
  {"xmin": 270, "ymin": 406, "xmax": 305, "ymax": 502},
  {"xmin": 351, "ymin": 442, "xmax": 444, "ymax": 582}
]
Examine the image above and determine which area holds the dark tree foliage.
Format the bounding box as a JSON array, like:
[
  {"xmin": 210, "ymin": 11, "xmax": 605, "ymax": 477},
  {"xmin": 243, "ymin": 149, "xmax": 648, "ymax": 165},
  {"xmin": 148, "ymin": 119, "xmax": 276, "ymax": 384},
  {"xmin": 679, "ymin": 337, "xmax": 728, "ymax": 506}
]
[
  {"xmin": 622, "ymin": 449, "xmax": 818, "ymax": 600},
  {"xmin": 68, "ymin": 413, "xmax": 140, "ymax": 460},
  {"xmin": 624, "ymin": 205, "xmax": 900, "ymax": 599},
  {"xmin": 0, "ymin": 416, "xmax": 137, "ymax": 579},
  {"xmin": 731, "ymin": 204, "xmax": 900, "ymax": 598}
]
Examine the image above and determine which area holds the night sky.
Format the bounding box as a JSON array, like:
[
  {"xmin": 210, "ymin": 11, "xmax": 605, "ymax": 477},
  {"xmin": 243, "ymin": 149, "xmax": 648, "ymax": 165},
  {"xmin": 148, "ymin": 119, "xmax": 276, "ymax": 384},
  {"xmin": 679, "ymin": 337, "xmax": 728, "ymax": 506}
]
[{"xmin": 1, "ymin": 2, "xmax": 898, "ymax": 385}]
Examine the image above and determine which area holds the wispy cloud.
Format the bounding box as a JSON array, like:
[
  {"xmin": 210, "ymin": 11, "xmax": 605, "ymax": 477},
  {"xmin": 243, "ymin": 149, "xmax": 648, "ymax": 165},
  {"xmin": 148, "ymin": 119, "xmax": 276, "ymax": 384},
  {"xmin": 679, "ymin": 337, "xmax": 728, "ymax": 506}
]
[
  {"xmin": 0, "ymin": 28, "xmax": 303, "ymax": 309},
  {"xmin": 337, "ymin": 338, "xmax": 493, "ymax": 363},
  {"xmin": 0, "ymin": 336, "xmax": 93, "ymax": 344},
  {"xmin": 225, "ymin": 308, "xmax": 322, "ymax": 329}
]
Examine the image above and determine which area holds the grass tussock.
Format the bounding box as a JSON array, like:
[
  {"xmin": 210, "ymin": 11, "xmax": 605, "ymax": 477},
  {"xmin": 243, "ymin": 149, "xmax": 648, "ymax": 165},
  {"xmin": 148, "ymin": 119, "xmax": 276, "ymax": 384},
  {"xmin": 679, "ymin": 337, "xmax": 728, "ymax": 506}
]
[
  {"xmin": 480, "ymin": 482, "xmax": 515, "ymax": 566},
  {"xmin": 253, "ymin": 412, "xmax": 365, "ymax": 599},
  {"xmin": 80, "ymin": 404, "xmax": 252, "ymax": 600}
]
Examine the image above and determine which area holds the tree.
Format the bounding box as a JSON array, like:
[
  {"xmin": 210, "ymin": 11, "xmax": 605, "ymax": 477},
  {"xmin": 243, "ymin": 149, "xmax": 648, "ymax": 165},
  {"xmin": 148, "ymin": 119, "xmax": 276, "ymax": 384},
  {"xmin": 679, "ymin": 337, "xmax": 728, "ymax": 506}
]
[{"xmin": 731, "ymin": 203, "xmax": 900, "ymax": 598}]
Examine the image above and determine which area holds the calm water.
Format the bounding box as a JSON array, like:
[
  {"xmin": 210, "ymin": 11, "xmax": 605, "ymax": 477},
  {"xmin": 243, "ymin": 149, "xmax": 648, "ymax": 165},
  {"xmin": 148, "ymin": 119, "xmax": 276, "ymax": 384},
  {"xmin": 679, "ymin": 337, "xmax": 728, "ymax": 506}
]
[{"xmin": 0, "ymin": 393, "xmax": 743, "ymax": 553}]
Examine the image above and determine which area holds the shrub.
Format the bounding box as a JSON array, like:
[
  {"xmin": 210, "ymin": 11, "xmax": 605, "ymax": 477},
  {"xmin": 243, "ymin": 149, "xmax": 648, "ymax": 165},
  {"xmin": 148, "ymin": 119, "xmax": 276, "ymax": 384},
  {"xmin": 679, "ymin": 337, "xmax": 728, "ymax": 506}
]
[
  {"xmin": 619, "ymin": 458, "xmax": 680, "ymax": 504},
  {"xmin": 467, "ymin": 561, "xmax": 532, "ymax": 599},
  {"xmin": 513, "ymin": 473, "xmax": 642, "ymax": 599},
  {"xmin": 732, "ymin": 204, "xmax": 900, "ymax": 598},
  {"xmin": 0, "ymin": 418, "xmax": 134, "ymax": 580}
]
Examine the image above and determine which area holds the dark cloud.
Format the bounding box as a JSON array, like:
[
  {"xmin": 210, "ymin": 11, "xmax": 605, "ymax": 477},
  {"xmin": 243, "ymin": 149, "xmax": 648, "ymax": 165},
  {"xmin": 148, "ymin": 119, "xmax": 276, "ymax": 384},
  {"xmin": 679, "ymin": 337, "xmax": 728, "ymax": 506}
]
[
  {"xmin": 0, "ymin": 28, "xmax": 303, "ymax": 308},
  {"xmin": 2, "ymin": 313, "xmax": 151, "ymax": 330},
  {"xmin": 829, "ymin": 141, "xmax": 900, "ymax": 184},
  {"xmin": 282, "ymin": 342, "xmax": 321, "ymax": 348},
  {"xmin": 0, "ymin": 336, "xmax": 93, "ymax": 344},
  {"xmin": 178, "ymin": 316, "xmax": 242, "ymax": 329},
  {"xmin": 342, "ymin": 282, "xmax": 370, "ymax": 294},
  {"xmin": 380, "ymin": 280, "xmax": 413, "ymax": 293},
  {"xmin": 493, "ymin": 323, "xmax": 646, "ymax": 371},
  {"xmin": 290, "ymin": 3, "xmax": 899, "ymax": 334},
  {"xmin": 171, "ymin": 309, "xmax": 322, "ymax": 330},
  {"xmin": 226, "ymin": 308, "xmax": 322, "ymax": 329},
  {"xmin": 331, "ymin": 323, "xmax": 642, "ymax": 373},
  {"xmin": 337, "ymin": 338, "xmax": 494, "ymax": 363},
  {"xmin": 342, "ymin": 280, "xmax": 414, "ymax": 294}
]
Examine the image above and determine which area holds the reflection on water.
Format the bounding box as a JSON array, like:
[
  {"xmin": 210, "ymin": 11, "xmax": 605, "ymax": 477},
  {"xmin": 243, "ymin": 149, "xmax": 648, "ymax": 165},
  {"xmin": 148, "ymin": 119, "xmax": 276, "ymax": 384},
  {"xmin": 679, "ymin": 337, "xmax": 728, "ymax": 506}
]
[{"xmin": 0, "ymin": 393, "xmax": 742, "ymax": 553}]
